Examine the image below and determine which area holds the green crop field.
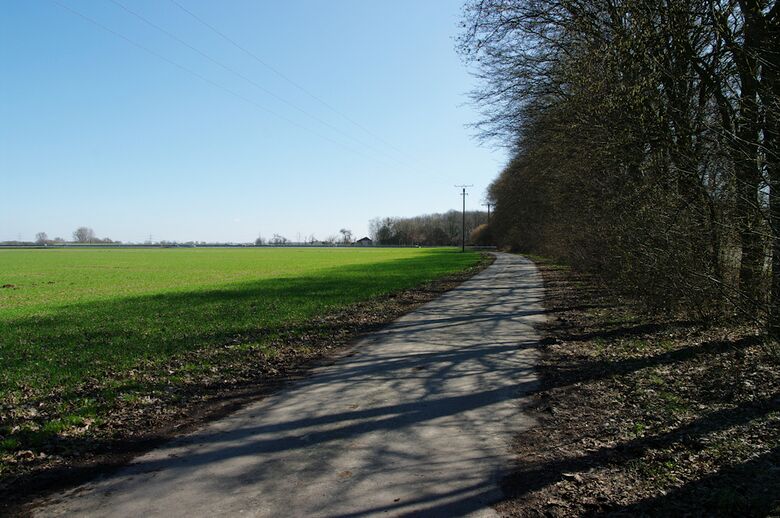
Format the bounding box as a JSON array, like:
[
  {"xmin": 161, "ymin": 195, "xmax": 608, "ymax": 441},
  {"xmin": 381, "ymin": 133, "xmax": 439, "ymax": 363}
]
[
  {"xmin": 0, "ymin": 248, "xmax": 479, "ymax": 398},
  {"xmin": 0, "ymin": 247, "xmax": 479, "ymax": 453}
]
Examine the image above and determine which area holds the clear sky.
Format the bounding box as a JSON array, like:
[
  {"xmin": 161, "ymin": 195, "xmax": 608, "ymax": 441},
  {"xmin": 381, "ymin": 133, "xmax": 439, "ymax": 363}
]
[{"xmin": 1, "ymin": 0, "xmax": 505, "ymax": 243}]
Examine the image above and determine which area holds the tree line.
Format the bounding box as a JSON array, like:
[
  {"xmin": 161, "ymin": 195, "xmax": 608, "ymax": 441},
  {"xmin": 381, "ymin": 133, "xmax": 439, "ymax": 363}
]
[
  {"xmin": 458, "ymin": 0, "xmax": 779, "ymax": 332},
  {"xmin": 255, "ymin": 228, "xmax": 354, "ymax": 245},
  {"xmin": 369, "ymin": 210, "xmax": 488, "ymax": 245},
  {"xmin": 19, "ymin": 228, "xmax": 116, "ymax": 245}
]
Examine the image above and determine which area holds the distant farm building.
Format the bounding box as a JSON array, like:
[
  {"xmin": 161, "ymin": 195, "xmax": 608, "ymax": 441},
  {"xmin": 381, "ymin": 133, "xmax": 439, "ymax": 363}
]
[{"xmin": 354, "ymin": 237, "xmax": 373, "ymax": 246}]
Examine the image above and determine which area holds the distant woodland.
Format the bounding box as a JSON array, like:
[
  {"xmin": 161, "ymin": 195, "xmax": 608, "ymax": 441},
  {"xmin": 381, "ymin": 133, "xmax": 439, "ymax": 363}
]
[
  {"xmin": 458, "ymin": 0, "xmax": 779, "ymax": 333},
  {"xmin": 369, "ymin": 211, "xmax": 488, "ymax": 246}
]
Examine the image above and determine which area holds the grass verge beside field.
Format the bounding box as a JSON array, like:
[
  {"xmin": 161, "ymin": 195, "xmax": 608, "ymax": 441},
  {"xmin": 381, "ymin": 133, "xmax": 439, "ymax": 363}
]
[{"xmin": 0, "ymin": 247, "xmax": 486, "ymax": 509}]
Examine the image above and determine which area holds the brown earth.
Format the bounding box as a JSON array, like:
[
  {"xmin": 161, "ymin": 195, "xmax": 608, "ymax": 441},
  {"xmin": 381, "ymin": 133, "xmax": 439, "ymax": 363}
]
[{"xmin": 497, "ymin": 259, "xmax": 780, "ymax": 517}]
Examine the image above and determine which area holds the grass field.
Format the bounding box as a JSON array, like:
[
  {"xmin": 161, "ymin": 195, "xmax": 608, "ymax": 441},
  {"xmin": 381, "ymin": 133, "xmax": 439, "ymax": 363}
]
[{"xmin": 0, "ymin": 247, "xmax": 480, "ymax": 456}]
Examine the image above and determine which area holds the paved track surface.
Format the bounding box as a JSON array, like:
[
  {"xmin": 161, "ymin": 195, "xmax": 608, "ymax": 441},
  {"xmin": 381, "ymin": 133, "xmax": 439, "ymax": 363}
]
[{"xmin": 37, "ymin": 253, "xmax": 544, "ymax": 517}]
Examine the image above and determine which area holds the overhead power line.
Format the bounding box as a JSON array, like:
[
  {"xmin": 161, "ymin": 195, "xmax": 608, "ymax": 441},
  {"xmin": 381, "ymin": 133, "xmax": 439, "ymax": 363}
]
[
  {"xmin": 50, "ymin": 0, "xmax": 374, "ymax": 159},
  {"xmin": 108, "ymin": 0, "xmax": 403, "ymax": 166},
  {"xmin": 168, "ymin": 0, "xmax": 407, "ymax": 159}
]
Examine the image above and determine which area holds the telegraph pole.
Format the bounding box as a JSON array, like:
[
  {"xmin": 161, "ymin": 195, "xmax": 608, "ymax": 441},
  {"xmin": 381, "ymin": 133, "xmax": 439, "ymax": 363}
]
[
  {"xmin": 455, "ymin": 185, "xmax": 473, "ymax": 252},
  {"xmin": 482, "ymin": 202, "xmax": 493, "ymax": 224}
]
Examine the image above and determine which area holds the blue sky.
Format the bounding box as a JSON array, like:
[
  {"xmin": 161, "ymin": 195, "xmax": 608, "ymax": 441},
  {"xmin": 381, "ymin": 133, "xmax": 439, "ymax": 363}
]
[{"xmin": 1, "ymin": 0, "xmax": 505, "ymax": 243}]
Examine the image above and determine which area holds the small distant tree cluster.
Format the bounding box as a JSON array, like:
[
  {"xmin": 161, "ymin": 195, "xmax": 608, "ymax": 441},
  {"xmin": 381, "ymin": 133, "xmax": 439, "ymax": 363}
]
[
  {"xmin": 71, "ymin": 227, "xmax": 113, "ymax": 243},
  {"xmin": 73, "ymin": 227, "xmax": 95, "ymax": 243},
  {"xmin": 339, "ymin": 228, "xmax": 353, "ymax": 244},
  {"xmin": 270, "ymin": 233, "xmax": 288, "ymax": 245}
]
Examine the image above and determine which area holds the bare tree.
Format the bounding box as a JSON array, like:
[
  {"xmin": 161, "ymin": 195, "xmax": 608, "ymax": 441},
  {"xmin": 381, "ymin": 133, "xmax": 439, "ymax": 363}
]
[
  {"xmin": 73, "ymin": 227, "xmax": 95, "ymax": 243},
  {"xmin": 458, "ymin": 0, "xmax": 780, "ymax": 332},
  {"xmin": 255, "ymin": 234, "xmax": 266, "ymax": 246},
  {"xmin": 35, "ymin": 232, "xmax": 48, "ymax": 245},
  {"xmin": 339, "ymin": 228, "xmax": 353, "ymax": 244},
  {"xmin": 270, "ymin": 233, "xmax": 288, "ymax": 245},
  {"xmin": 369, "ymin": 211, "xmax": 487, "ymax": 245}
]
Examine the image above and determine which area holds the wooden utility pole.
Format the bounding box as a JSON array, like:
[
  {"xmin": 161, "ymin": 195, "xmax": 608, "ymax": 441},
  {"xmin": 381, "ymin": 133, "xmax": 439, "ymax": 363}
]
[
  {"xmin": 455, "ymin": 185, "xmax": 473, "ymax": 252},
  {"xmin": 482, "ymin": 202, "xmax": 493, "ymax": 224}
]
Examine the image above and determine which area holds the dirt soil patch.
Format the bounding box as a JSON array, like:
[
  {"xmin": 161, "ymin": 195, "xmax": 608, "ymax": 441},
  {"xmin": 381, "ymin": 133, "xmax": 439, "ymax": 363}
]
[
  {"xmin": 1, "ymin": 254, "xmax": 493, "ymax": 516},
  {"xmin": 497, "ymin": 259, "xmax": 780, "ymax": 517}
]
